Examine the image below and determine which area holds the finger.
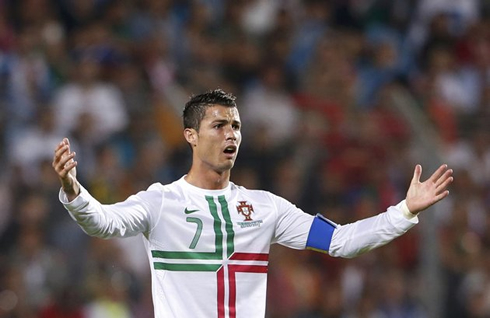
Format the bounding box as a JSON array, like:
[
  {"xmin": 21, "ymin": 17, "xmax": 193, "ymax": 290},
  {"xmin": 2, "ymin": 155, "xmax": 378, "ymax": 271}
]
[
  {"xmin": 55, "ymin": 151, "xmax": 76, "ymax": 173},
  {"xmin": 411, "ymin": 164, "xmax": 422, "ymax": 184},
  {"xmin": 55, "ymin": 138, "xmax": 70, "ymax": 150},
  {"xmin": 54, "ymin": 139, "xmax": 74, "ymax": 162},
  {"xmin": 55, "ymin": 140, "xmax": 65, "ymax": 151},
  {"xmin": 59, "ymin": 161, "xmax": 77, "ymax": 178},
  {"xmin": 53, "ymin": 141, "xmax": 67, "ymax": 158},
  {"xmin": 436, "ymin": 175, "xmax": 454, "ymax": 194},
  {"xmin": 435, "ymin": 169, "xmax": 453, "ymax": 188},
  {"xmin": 60, "ymin": 151, "xmax": 76, "ymax": 168},
  {"xmin": 428, "ymin": 164, "xmax": 448, "ymax": 183},
  {"xmin": 58, "ymin": 160, "xmax": 78, "ymax": 178},
  {"xmin": 63, "ymin": 160, "xmax": 78, "ymax": 173},
  {"xmin": 53, "ymin": 145, "xmax": 66, "ymax": 167},
  {"xmin": 433, "ymin": 190, "xmax": 450, "ymax": 203},
  {"xmin": 53, "ymin": 145, "xmax": 70, "ymax": 165}
]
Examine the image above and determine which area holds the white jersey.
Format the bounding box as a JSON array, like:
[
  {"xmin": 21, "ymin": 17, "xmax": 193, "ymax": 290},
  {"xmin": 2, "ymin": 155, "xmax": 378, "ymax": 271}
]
[{"xmin": 60, "ymin": 176, "xmax": 418, "ymax": 318}]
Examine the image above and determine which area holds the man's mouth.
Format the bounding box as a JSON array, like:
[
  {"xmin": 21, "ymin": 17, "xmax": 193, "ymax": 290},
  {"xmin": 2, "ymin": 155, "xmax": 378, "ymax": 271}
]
[{"xmin": 224, "ymin": 146, "xmax": 237, "ymax": 155}]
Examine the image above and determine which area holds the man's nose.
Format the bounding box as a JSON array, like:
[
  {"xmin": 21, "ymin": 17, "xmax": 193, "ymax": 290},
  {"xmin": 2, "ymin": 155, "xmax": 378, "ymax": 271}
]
[{"xmin": 225, "ymin": 126, "xmax": 237, "ymax": 140}]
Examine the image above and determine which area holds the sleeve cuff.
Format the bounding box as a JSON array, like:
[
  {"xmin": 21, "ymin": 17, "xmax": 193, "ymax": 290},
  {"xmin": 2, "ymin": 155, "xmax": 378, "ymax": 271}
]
[
  {"xmin": 399, "ymin": 200, "xmax": 418, "ymax": 220},
  {"xmin": 59, "ymin": 188, "xmax": 77, "ymax": 204},
  {"xmin": 58, "ymin": 183, "xmax": 91, "ymax": 212},
  {"xmin": 59, "ymin": 183, "xmax": 82, "ymax": 204}
]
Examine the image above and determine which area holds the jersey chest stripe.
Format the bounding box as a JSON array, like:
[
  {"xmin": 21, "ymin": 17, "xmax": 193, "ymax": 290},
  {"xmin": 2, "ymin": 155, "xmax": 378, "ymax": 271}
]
[
  {"xmin": 217, "ymin": 195, "xmax": 235, "ymax": 258},
  {"xmin": 207, "ymin": 195, "xmax": 226, "ymax": 258},
  {"xmin": 153, "ymin": 262, "xmax": 221, "ymax": 271},
  {"xmin": 152, "ymin": 251, "xmax": 221, "ymax": 260},
  {"xmin": 230, "ymin": 252, "xmax": 269, "ymax": 261},
  {"xmin": 217, "ymin": 267, "xmax": 225, "ymax": 318}
]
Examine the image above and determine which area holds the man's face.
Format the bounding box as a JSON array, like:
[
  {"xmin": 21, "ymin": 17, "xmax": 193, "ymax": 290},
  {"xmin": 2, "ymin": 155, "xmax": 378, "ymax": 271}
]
[{"xmin": 188, "ymin": 105, "xmax": 242, "ymax": 173}]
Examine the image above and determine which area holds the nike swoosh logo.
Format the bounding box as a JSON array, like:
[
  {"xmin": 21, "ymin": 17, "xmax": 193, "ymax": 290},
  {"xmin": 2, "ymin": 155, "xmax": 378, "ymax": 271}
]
[{"xmin": 184, "ymin": 208, "xmax": 199, "ymax": 214}]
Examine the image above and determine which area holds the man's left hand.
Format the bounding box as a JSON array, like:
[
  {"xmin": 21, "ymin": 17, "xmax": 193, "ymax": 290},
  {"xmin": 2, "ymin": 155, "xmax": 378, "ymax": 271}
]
[{"xmin": 406, "ymin": 164, "xmax": 453, "ymax": 214}]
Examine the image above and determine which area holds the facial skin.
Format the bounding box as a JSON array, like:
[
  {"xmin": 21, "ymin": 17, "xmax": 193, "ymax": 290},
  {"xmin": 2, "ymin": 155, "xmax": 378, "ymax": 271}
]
[{"xmin": 184, "ymin": 105, "xmax": 241, "ymax": 189}]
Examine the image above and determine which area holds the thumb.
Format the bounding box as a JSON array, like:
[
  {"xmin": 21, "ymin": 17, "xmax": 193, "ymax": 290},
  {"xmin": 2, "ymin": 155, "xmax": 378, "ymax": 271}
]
[{"xmin": 411, "ymin": 164, "xmax": 422, "ymax": 184}]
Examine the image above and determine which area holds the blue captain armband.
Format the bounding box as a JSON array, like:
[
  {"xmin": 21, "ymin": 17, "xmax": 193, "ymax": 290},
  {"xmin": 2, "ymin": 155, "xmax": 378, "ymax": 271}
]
[{"xmin": 306, "ymin": 214, "xmax": 337, "ymax": 254}]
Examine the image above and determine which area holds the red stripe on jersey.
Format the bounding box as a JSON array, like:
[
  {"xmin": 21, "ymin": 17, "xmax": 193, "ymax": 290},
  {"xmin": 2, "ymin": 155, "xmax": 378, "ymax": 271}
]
[
  {"xmin": 228, "ymin": 264, "xmax": 268, "ymax": 318},
  {"xmin": 229, "ymin": 252, "xmax": 269, "ymax": 261},
  {"xmin": 217, "ymin": 267, "xmax": 225, "ymax": 318}
]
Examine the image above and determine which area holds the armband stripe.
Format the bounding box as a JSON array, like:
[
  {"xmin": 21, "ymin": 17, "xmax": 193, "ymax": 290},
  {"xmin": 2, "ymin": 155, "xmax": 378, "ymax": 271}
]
[{"xmin": 306, "ymin": 214, "xmax": 337, "ymax": 253}]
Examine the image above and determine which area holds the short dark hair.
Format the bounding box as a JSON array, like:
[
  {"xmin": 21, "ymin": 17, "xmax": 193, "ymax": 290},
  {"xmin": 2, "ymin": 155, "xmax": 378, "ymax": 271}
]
[{"xmin": 183, "ymin": 89, "xmax": 237, "ymax": 131}]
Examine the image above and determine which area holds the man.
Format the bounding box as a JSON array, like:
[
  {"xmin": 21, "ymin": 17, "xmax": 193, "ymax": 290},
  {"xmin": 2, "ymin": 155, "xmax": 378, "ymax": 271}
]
[{"xmin": 53, "ymin": 89, "xmax": 453, "ymax": 318}]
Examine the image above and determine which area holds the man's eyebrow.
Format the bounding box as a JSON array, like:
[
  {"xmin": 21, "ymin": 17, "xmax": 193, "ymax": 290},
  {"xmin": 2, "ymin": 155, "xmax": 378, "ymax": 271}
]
[{"xmin": 210, "ymin": 119, "xmax": 241, "ymax": 125}]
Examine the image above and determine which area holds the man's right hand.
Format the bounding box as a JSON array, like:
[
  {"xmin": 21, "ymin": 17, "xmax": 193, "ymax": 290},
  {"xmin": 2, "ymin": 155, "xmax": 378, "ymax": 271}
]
[{"xmin": 52, "ymin": 138, "xmax": 80, "ymax": 201}]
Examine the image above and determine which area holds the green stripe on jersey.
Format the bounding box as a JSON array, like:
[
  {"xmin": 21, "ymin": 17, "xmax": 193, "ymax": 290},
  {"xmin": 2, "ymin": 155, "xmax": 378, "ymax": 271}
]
[
  {"xmin": 218, "ymin": 196, "xmax": 235, "ymax": 258},
  {"xmin": 154, "ymin": 262, "xmax": 221, "ymax": 271},
  {"xmin": 152, "ymin": 250, "xmax": 222, "ymax": 260},
  {"xmin": 206, "ymin": 195, "xmax": 225, "ymax": 258}
]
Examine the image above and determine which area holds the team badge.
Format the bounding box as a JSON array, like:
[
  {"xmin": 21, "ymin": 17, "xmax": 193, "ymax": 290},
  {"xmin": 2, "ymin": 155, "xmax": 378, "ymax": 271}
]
[
  {"xmin": 236, "ymin": 201, "xmax": 263, "ymax": 228},
  {"xmin": 237, "ymin": 201, "xmax": 254, "ymax": 221}
]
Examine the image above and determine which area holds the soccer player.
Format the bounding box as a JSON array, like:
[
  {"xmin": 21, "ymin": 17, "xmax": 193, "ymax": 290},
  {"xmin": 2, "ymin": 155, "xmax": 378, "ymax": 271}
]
[{"xmin": 52, "ymin": 89, "xmax": 453, "ymax": 318}]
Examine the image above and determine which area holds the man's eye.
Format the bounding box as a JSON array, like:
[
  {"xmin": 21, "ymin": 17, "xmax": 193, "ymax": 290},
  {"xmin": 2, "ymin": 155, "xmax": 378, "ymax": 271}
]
[{"xmin": 232, "ymin": 124, "xmax": 240, "ymax": 130}]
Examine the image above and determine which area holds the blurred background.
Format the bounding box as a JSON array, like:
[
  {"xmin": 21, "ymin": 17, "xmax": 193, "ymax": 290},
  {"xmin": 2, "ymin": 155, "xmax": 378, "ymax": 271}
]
[{"xmin": 0, "ymin": 0, "xmax": 489, "ymax": 317}]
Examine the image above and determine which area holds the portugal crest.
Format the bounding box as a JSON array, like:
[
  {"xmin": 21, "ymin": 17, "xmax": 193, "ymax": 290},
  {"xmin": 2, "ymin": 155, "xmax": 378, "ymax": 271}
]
[{"xmin": 237, "ymin": 201, "xmax": 254, "ymax": 221}]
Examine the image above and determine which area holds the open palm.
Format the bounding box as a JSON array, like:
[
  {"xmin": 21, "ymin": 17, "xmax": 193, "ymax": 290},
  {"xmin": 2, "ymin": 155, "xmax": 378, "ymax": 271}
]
[{"xmin": 405, "ymin": 164, "xmax": 453, "ymax": 214}]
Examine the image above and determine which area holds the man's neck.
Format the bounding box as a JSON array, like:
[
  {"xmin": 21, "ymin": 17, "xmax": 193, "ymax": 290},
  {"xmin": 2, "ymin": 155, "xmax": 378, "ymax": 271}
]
[{"xmin": 185, "ymin": 169, "xmax": 230, "ymax": 190}]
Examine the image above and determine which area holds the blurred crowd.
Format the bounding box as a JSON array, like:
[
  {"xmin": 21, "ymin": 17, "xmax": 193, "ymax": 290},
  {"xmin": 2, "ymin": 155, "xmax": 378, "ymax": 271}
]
[{"xmin": 0, "ymin": 0, "xmax": 489, "ymax": 317}]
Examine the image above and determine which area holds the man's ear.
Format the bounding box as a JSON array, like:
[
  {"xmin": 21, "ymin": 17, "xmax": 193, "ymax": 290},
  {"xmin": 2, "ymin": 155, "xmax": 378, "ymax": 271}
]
[{"xmin": 184, "ymin": 128, "xmax": 198, "ymax": 147}]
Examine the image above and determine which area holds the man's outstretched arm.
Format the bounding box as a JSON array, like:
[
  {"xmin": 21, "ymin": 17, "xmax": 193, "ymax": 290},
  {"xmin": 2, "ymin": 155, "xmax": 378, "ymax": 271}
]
[
  {"xmin": 306, "ymin": 164, "xmax": 453, "ymax": 258},
  {"xmin": 52, "ymin": 137, "xmax": 158, "ymax": 238}
]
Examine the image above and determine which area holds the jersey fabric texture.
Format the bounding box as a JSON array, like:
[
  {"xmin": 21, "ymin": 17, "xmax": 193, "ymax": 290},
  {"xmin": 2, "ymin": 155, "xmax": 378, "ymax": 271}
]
[{"xmin": 59, "ymin": 176, "xmax": 418, "ymax": 318}]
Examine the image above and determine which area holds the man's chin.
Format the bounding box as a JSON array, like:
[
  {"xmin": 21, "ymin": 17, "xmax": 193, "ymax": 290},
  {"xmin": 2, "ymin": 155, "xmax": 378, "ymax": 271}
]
[{"xmin": 218, "ymin": 160, "xmax": 235, "ymax": 172}]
